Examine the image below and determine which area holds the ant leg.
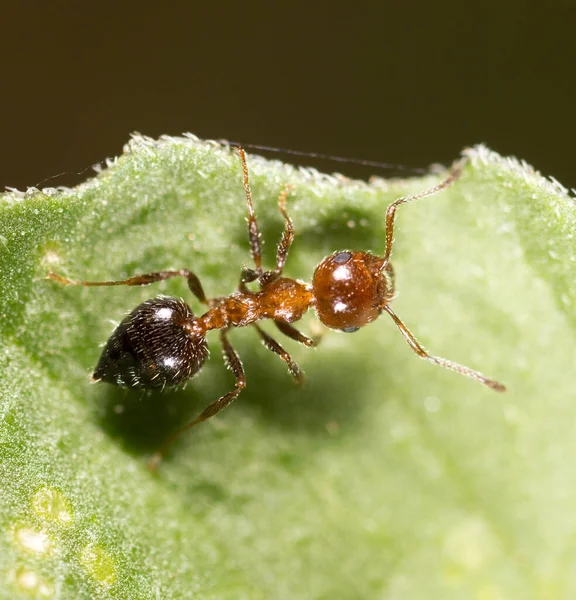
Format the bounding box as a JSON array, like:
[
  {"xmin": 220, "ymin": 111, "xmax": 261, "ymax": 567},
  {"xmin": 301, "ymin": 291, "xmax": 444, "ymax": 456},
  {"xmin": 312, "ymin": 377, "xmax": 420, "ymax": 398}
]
[
  {"xmin": 253, "ymin": 323, "xmax": 304, "ymax": 383},
  {"xmin": 47, "ymin": 269, "xmax": 208, "ymax": 305},
  {"xmin": 274, "ymin": 184, "xmax": 295, "ymax": 274},
  {"xmin": 380, "ymin": 157, "xmax": 468, "ymax": 270},
  {"xmin": 235, "ymin": 146, "xmax": 263, "ymax": 275},
  {"xmin": 148, "ymin": 330, "xmax": 246, "ymax": 471},
  {"xmin": 382, "ymin": 305, "xmax": 506, "ymax": 392},
  {"xmin": 274, "ymin": 321, "xmax": 318, "ymax": 348}
]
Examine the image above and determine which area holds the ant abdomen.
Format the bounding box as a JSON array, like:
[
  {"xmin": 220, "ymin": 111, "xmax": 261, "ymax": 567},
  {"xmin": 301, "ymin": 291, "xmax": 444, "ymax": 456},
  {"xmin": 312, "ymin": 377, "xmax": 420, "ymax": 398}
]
[
  {"xmin": 313, "ymin": 250, "xmax": 395, "ymax": 332},
  {"xmin": 93, "ymin": 297, "xmax": 208, "ymax": 389}
]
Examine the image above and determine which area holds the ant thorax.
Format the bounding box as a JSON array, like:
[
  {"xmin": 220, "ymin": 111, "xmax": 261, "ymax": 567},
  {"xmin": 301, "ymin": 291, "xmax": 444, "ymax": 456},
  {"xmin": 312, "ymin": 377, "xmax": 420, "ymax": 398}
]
[
  {"xmin": 312, "ymin": 251, "xmax": 395, "ymax": 332},
  {"xmin": 196, "ymin": 277, "xmax": 314, "ymax": 332}
]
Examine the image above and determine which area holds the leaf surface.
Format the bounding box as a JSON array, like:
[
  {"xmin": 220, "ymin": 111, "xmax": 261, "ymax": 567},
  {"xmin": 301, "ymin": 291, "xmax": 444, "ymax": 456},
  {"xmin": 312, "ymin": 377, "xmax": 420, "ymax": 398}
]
[{"xmin": 1, "ymin": 135, "xmax": 575, "ymax": 599}]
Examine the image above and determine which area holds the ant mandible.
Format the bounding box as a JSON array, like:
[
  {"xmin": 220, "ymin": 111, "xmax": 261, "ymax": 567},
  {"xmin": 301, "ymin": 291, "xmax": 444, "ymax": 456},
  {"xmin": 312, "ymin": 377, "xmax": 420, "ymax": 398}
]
[{"xmin": 48, "ymin": 146, "xmax": 506, "ymax": 469}]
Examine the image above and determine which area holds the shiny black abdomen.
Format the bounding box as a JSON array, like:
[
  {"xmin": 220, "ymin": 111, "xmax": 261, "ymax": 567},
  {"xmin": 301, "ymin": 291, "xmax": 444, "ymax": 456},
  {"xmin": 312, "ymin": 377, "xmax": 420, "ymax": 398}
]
[{"xmin": 93, "ymin": 296, "xmax": 208, "ymax": 388}]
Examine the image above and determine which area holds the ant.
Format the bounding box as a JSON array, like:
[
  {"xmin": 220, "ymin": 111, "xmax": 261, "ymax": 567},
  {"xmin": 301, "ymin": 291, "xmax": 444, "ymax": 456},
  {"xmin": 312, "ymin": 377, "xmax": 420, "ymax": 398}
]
[{"xmin": 48, "ymin": 146, "xmax": 506, "ymax": 469}]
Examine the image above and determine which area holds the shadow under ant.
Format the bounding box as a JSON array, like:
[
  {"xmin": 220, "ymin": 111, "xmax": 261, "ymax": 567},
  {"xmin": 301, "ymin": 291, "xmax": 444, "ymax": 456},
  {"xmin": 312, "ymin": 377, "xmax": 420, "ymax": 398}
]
[
  {"xmin": 235, "ymin": 338, "xmax": 383, "ymax": 433},
  {"xmin": 96, "ymin": 386, "xmax": 193, "ymax": 455},
  {"xmin": 96, "ymin": 334, "xmax": 385, "ymax": 459}
]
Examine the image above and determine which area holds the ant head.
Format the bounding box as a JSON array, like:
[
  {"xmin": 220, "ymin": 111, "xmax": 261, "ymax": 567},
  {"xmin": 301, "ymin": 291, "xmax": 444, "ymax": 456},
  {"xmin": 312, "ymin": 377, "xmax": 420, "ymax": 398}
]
[{"xmin": 312, "ymin": 251, "xmax": 394, "ymax": 332}]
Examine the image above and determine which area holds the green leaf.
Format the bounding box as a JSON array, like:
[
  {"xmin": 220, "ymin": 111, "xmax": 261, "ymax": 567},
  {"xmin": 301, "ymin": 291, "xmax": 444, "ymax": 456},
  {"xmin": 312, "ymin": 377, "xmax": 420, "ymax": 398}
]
[{"xmin": 1, "ymin": 134, "xmax": 575, "ymax": 599}]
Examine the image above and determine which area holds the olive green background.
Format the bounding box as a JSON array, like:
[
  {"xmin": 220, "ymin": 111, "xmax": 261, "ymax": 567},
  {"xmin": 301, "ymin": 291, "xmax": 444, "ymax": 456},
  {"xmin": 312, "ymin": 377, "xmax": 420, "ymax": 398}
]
[{"xmin": 1, "ymin": 1, "xmax": 574, "ymax": 190}]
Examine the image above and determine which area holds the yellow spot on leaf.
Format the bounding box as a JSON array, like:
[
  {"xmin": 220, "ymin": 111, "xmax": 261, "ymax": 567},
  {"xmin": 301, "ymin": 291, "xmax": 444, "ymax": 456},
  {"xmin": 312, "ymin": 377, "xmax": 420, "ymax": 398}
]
[
  {"xmin": 477, "ymin": 584, "xmax": 506, "ymax": 600},
  {"xmin": 39, "ymin": 242, "xmax": 64, "ymax": 267},
  {"xmin": 32, "ymin": 487, "xmax": 73, "ymax": 526},
  {"xmin": 80, "ymin": 543, "xmax": 117, "ymax": 586},
  {"xmin": 42, "ymin": 251, "xmax": 61, "ymax": 265},
  {"xmin": 13, "ymin": 526, "xmax": 53, "ymax": 555},
  {"xmin": 444, "ymin": 517, "xmax": 496, "ymax": 571},
  {"xmin": 12, "ymin": 566, "xmax": 55, "ymax": 598}
]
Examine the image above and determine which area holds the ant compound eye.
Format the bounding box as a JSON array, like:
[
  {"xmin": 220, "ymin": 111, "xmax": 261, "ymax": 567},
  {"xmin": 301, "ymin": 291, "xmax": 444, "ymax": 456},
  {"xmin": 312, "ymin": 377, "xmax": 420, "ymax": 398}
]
[
  {"xmin": 93, "ymin": 297, "xmax": 208, "ymax": 388},
  {"xmin": 333, "ymin": 251, "xmax": 352, "ymax": 264},
  {"xmin": 341, "ymin": 326, "xmax": 360, "ymax": 333}
]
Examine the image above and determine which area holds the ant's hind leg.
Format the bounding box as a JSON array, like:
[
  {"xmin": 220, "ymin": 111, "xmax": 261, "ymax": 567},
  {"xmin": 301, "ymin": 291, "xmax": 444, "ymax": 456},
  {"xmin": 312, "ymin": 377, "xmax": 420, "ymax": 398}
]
[
  {"xmin": 274, "ymin": 321, "xmax": 318, "ymax": 348},
  {"xmin": 47, "ymin": 269, "xmax": 208, "ymax": 305},
  {"xmin": 148, "ymin": 330, "xmax": 246, "ymax": 471},
  {"xmin": 253, "ymin": 323, "xmax": 304, "ymax": 383}
]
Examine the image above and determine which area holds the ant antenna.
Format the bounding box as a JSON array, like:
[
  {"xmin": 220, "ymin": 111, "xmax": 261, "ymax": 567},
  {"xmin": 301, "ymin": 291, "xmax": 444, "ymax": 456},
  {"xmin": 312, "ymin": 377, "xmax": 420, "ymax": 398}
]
[
  {"xmin": 383, "ymin": 305, "xmax": 506, "ymax": 392},
  {"xmin": 380, "ymin": 157, "xmax": 468, "ymax": 271}
]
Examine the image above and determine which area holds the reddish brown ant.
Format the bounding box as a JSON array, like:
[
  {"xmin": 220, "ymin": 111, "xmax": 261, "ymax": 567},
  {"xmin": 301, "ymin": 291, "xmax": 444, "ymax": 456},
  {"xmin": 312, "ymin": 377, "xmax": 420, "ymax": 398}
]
[{"xmin": 48, "ymin": 146, "xmax": 506, "ymax": 469}]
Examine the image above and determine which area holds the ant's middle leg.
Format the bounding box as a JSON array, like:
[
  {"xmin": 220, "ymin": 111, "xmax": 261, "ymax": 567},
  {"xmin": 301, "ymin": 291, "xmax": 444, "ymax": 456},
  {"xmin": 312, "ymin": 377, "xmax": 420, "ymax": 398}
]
[
  {"xmin": 253, "ymin": 323, "xmax": 304, "ymax": 383},
  {"xmin": 47, "ymin": 269, "xmax": 208, "ymax": 305}
]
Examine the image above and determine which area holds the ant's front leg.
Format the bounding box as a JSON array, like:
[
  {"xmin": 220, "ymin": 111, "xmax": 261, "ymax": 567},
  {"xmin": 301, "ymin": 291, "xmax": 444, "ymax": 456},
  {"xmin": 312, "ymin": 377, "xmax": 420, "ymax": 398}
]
[
  {"xmin": 273, "ymin": 184, "xmax": 295, "ymax": 275},
  {"xmin": 253, "ymin": 323, "xmax": 304, "ymax": 383},
  {"xmin": 274, "ymin": 320, "xmax": 319, "ymax": 348},
  {"xmin": 47, "ymin": 269, "xmax": 209, "ymax": 305},
  {"xmin": 258, "ymin": 185, "xmax": 295, "ymax": 288}
]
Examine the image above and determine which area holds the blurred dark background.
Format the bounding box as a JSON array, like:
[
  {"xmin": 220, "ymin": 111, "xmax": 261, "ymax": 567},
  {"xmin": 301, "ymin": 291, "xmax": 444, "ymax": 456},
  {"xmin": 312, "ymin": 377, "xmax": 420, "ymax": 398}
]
[{"xmin": 1, "ymin": 1, "xmax": 574, "ymax": 191}]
